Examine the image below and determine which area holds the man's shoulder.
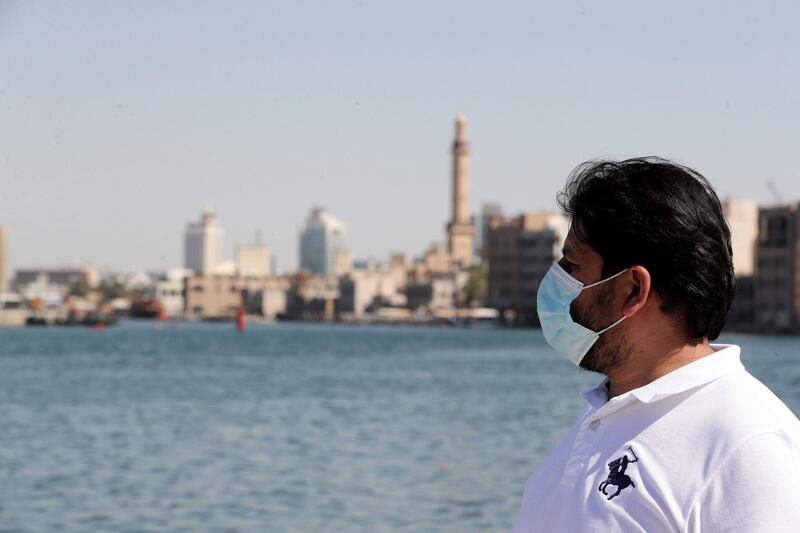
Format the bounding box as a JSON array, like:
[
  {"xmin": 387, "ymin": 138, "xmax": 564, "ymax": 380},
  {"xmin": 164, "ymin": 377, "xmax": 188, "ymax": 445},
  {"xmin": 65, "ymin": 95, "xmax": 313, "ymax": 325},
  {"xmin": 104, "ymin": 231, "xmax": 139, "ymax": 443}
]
[{"xmin": 687, "ymin": 367, "xmax": 800, "ymax": 444}]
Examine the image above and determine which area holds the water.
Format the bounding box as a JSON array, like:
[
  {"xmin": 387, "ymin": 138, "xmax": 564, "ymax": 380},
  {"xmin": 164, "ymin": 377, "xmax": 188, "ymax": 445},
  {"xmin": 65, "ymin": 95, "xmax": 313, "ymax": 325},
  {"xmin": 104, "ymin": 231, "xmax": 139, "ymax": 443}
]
[{"xmin": 0, "ymin": 322, "xmax": 797, "ymax": 532}]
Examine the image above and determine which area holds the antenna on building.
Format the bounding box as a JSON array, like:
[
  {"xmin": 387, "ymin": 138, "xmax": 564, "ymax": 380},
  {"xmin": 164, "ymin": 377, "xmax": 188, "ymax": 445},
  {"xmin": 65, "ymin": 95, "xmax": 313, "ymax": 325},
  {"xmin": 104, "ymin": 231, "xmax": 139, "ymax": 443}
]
[
  {"xmin": 765, "ymin": 180, "xmax": 783, "ymax": 206},
  {"xmin": 255, "ymin": 229, "xmax": 262, "ymax": 245}
]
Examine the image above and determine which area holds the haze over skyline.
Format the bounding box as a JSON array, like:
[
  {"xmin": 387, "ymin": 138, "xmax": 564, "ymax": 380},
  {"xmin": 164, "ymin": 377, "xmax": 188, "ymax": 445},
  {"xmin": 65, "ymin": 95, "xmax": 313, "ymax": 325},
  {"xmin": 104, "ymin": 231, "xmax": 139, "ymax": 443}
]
[{"xmin": 1, "ymin": 1, "xmax": 799, "ymax": 273}]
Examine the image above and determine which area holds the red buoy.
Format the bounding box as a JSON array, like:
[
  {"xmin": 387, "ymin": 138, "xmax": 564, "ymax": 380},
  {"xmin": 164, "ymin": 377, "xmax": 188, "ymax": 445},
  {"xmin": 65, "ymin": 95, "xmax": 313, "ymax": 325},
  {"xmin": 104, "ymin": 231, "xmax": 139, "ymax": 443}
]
[{"xmin": 236, "ymin": 306, "xmax": 246, "ymax": 332}]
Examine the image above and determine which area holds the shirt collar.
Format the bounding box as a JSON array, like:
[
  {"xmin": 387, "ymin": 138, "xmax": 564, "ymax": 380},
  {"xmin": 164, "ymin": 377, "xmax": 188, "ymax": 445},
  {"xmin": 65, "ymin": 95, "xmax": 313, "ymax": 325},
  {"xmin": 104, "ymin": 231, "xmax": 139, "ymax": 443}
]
[{"xmin": 581, "ymin": 344, "xmax": 744, "ymax": 411}]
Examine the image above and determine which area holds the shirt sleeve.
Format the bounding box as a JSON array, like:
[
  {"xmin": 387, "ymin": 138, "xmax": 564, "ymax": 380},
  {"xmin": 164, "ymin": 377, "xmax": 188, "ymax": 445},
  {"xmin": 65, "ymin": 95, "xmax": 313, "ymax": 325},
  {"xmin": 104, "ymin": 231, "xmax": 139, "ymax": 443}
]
[{"xmin": 685, "ymin": 429, "xmax": 800, "ymax": 533}]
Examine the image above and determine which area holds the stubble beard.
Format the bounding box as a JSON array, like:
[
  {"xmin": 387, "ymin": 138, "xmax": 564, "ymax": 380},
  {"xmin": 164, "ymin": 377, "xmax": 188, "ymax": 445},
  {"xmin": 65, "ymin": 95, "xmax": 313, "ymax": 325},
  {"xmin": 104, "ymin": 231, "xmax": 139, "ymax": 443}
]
[{"xmin": 573, "ymin": 285, "xmax": 632, "ymax": 375}]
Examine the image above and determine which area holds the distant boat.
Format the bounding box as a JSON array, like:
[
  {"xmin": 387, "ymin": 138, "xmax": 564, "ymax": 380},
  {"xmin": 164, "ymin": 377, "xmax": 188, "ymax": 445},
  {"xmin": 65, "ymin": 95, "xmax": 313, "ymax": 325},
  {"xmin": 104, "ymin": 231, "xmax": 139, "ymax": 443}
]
[
  {"xmin": 82, "ymin": 312, "xmax": 118, "ymax": 328},
  {"xmin": 25, "ymin": 316, "xmax": 48, "ymax": 326},
  {"xmin": 129, "ymin": 296, "xmax": 163, "ymax": 318}
]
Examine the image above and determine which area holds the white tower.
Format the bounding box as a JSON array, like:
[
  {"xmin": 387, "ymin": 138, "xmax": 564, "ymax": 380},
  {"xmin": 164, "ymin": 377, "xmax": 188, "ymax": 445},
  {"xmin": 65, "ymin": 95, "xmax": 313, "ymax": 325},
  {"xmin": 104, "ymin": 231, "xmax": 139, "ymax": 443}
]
[
  {"xmin": 446, "ymin": 114, "xmax": 475, "ymax": 265},
  {"xmin": 299, "ymin": 207, "xmax": 351, "ymax": 277},
  {"xmin": 184, "ymin": 209, "xmax": 224, "ymax": 275}
]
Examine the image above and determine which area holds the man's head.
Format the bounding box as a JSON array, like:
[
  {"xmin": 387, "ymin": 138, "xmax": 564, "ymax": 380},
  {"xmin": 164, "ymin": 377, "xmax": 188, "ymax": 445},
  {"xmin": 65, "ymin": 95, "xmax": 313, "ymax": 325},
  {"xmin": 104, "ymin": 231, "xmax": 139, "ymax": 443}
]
[{"xmin": 555, "ymin": 157, "xmax": 735, "ymax": 374}]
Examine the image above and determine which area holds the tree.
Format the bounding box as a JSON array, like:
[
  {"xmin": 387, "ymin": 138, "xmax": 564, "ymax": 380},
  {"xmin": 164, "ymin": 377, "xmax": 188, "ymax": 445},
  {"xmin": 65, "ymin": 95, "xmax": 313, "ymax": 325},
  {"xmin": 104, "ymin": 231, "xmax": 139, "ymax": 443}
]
[
  {"xmin": 99, "ymin": 279, "xmax": 128, "ymax": 301},
  {"xmin": 68, "ymin": 279, "xmax": 89, "ymax": 297},
  {"xmin": 462, "ymin": 265, "xmax": 486, "ymax": 306}
]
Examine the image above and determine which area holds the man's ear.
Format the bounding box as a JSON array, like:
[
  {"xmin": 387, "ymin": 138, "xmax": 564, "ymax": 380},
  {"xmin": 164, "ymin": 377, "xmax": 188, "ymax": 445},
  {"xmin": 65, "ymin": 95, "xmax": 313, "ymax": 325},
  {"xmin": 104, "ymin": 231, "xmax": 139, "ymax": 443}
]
[{"xmin": 622, "ymin": 265, "xmax": 651, "ymax": 318}]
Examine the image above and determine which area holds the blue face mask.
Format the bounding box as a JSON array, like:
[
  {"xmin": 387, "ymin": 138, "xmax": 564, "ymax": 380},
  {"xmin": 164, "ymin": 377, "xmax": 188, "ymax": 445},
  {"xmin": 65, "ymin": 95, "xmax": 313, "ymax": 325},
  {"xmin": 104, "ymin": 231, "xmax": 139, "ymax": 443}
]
[{"xmin": 536, "ymin": 262, "xmax": 629, "ymax": 366}]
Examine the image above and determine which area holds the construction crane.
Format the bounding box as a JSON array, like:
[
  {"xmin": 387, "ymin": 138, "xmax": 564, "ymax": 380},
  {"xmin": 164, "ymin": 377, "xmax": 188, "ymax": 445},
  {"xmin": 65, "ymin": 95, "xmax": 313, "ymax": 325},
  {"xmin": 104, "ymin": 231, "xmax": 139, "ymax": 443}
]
[{"xmin": 765, "ymin": 180, "xmax": 783, "ymax": 206}]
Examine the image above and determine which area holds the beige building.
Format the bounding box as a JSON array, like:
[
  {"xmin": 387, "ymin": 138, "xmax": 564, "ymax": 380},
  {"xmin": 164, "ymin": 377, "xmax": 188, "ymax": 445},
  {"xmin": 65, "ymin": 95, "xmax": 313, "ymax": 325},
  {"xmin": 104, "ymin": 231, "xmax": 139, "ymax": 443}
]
[
  {"xmin": 722, "ymin": 198, "xmax": 759, "ymax": 276},
  {"xmin": 185, "ymin": 275, "xmax": 244, "ymax": 318},
  {"xmin": 332, "ymin": 248, "xmax": 353, "ymax": 277},
  {"xmin": 236, "ymin": 244, "xmax": 272, "ymax": 277},
  {"xmin": 0, "ymin": 227, "xmax": 7, "ymax": 293},
  {"xmin": 423, "ymin": 242, "xmax": 452, "ymax": 275},
  {"xmin": 184, "ymin": 275, "xmax": 283, "ymax": 318},
  {"xmin": 184, "ymin": 274, "xmax": 291, "ymax": 319},
  {"xmin": 389, "ymin": 252, "xmax": 409, "ymax": 289},
  {"xmin": 487, "ymin": 211, "xmax": 569, "ymax": 325},
  {"xmin": 446, "ymin": 114, "xmax": 475, "ymax": 266},
  {"xmin": 754, "ymin": 203, "xmax": 800, "ymax": 331},
  {"xmin": 261, "ymin": 278, "xmax": 290, "ymax": 320}
]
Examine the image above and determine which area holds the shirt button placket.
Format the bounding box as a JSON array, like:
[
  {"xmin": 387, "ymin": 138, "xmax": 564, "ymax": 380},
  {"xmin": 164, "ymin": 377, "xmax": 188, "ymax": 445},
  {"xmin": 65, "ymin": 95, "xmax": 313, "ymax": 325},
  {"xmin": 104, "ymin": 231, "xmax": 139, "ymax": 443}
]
[{"xmin": 563, "ymin": 417, "xmax": 598, "ymax": 483}]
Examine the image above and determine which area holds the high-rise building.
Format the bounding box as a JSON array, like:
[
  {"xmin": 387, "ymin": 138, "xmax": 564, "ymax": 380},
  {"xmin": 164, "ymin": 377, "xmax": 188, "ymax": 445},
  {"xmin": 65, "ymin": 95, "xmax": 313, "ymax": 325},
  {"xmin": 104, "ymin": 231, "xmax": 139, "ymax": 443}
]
[
  {"xmin": 754, "ymin": 203, "xmax": 800, "ymax": 332},
  {"xmin": 487, "ymin": 211, "xmax": 568, "ymax": 325},
  {"xmin": 722, "ymin": 198, "xmax": 759, "ymax": 276},
  {"xmin": 184, "ymin": 209, "xmax": 224, "ymax": 275},
  {"xmin": 299, "ymin": 207, "xmax": 351, "ymax": 277},
  {"xmin": 0, "ymin": 226, "xmax": 8, "ymax": 293},
  {"xmin": 446, "ymin": 114, "xmax": 475, "ymax": 266}
]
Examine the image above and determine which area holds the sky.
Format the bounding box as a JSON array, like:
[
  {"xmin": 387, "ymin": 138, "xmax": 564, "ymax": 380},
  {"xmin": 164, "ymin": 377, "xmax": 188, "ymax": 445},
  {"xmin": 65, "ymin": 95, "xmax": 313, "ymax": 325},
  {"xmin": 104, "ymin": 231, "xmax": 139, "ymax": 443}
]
[{"xmin": 1, "ymin": 0, "xmax": 798, "ymax": 274}]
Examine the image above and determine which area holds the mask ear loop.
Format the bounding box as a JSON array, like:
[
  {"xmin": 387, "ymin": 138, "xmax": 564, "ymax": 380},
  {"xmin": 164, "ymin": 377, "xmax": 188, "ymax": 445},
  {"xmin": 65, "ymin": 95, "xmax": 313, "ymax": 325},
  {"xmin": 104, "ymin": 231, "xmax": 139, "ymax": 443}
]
[
  {"xmin": 583, "ymin": 267, "xmax": 629, "ymax": 289},
  {"xmin": 586, "ymin": 267, "xmax": 630, "ymax": 335},
  {"xmin": 597, "ymin": 314, "xmax": 627, "ymax": 335}
]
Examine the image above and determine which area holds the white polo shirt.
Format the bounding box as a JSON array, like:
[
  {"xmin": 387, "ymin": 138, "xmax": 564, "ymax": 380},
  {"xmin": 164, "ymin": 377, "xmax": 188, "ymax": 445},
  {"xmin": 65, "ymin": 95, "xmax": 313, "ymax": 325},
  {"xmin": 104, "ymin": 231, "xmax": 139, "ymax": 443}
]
[{"xmin": 512, "ymin": 344, "xmax": 800, "ymax": 532}]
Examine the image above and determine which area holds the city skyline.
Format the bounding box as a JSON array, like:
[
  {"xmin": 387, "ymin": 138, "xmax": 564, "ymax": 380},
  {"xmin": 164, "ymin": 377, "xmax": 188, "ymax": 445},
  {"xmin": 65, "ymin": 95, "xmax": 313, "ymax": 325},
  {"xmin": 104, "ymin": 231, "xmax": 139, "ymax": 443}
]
[{"xmin": 1, "ymin": 1, "xmax": 799, "ymax": 272}]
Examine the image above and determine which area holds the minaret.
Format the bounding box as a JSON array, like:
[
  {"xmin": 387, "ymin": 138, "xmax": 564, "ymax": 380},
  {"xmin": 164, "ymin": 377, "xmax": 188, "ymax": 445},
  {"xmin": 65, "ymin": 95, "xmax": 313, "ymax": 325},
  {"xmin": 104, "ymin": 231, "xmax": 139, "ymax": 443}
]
[{"xmin": 446, "ymin": 113, "xmax": 475, "ymax": 266}]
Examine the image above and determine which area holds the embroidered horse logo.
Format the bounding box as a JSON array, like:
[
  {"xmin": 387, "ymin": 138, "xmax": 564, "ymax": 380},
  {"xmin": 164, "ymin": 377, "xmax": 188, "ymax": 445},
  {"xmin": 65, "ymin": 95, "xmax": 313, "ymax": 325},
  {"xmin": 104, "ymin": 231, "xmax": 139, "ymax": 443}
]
[{"xmin": 598, "ymin": 446, "xmax": 639, "ymax": 500}]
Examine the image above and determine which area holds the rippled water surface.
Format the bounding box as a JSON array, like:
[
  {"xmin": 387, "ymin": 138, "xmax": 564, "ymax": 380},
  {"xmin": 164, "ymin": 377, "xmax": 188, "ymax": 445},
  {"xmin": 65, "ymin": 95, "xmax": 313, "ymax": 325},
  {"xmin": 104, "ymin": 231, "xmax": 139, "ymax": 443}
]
[{"xmin": 0, "ymin": 321, "xmax": 797, "ymax": 532}]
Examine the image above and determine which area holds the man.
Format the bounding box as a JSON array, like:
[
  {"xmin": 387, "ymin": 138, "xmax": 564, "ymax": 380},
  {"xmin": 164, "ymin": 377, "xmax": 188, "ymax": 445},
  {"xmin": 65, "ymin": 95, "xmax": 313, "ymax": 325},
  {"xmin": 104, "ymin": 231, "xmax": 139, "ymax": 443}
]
[{"xmin": 512, "ymin": 158, "xmax": 800, "ymax": 532}]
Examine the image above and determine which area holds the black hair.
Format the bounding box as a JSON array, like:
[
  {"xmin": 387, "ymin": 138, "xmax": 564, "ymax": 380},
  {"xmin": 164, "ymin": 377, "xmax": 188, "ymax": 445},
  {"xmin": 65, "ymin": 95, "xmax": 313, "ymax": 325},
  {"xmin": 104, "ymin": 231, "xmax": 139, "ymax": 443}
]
[{"xmin": 557, "ymin": 157, "xmax": 734, "ymax": 340}]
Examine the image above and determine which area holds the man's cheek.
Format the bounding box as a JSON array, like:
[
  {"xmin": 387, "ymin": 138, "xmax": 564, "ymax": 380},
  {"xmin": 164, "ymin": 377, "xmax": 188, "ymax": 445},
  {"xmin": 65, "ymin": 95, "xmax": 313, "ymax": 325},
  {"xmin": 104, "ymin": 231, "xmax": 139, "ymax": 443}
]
[{"xmin": 570, "ymin": 299, "xmax": 588, "ymax": 327}]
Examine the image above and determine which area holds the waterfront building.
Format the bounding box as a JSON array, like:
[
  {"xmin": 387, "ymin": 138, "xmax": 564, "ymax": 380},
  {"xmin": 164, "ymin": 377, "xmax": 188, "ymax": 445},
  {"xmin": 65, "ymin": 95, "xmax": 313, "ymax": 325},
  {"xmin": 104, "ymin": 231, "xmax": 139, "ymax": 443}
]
[
  {"xmin": 754, "ymin": 203, "xmax": 800, "ymax": 332},
  {"xmin": 405, "ymin": 276, "xmax": 456, "ymax": 312},
  {"xmin": 446, "ymin": 114, "xmax": 475, "ymax": 266},
  {"xmin": 154, "ymin": 269, "xmax": 191, "ymax": 317},
  {"xmin": 284, "ymin": 270, "xmax": 340, "ymax": 320},
  {"xmin": 260, "ymin": 277, "xmax": 290, "ymax": 320},
  {"xmin": 236, "ymin": 244, "xmax": 272, "ymax": 277},
  {"xmin": 184, "ymin": 274, "xmax": 280, "ymax": 318},
  {"xmin": 299, "ymin": 207, "xmax": 351, "ymax": 278},
  {"xmin": 184, "ymin": 209, "xmax": 223, "ymax": 275},
  {"xmin": 14, "ymin": 267, "xmax": 95, "ymax": 296},
  {"xmin": 337, "ymin": 262, "xmax": 405, "ymax": 318},
  {"xmin": 487, "ymin": 211, "xmax": 568, "ymax": 325}
]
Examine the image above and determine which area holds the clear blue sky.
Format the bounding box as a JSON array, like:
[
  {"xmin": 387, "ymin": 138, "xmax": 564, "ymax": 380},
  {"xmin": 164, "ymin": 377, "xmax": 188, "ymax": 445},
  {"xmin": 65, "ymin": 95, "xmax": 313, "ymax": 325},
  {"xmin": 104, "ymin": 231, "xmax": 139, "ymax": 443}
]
[{"xmin": 1, "ymin": 1, "xmax": 798, "ymax": 273}]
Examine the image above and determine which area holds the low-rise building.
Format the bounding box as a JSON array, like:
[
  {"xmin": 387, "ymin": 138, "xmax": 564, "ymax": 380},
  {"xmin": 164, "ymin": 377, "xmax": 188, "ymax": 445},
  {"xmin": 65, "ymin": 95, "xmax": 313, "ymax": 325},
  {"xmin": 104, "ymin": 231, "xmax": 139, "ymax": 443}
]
[
  {"xmin": 185, "ymin": 275, "xmax": 270, "ymax": 318},
  {"xmin": 261, "ymin": 278, "xmax": 290, "ymax": 320},
  {"xmin": 283, "ymin": 270, "xmax": 339, "ymax": 321},
  {"xmin": 405, "ymin": 277, "xmax": 456, "ymax": 312},
  {"xmin": 154, "ymin": 269, "xmax": 192, "ymax": 317},
  {"xmin": 337, "ymin": 263, "xmax": 404, "ymax": 317},
  {"xmin": 14, "ymin": 267, "xmax": 96, "ymax": 295},
  {"xmin": 487, "ymin": 211, "xmax": 568, "ymax": 325}
]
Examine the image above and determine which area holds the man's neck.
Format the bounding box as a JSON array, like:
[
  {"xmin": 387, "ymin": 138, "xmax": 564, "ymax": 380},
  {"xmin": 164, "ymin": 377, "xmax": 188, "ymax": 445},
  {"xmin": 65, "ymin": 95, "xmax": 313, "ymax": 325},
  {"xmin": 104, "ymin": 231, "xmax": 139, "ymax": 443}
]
[{"xmin": 606, "ymin": 339, "xmax": 716, "ymax": 399}]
